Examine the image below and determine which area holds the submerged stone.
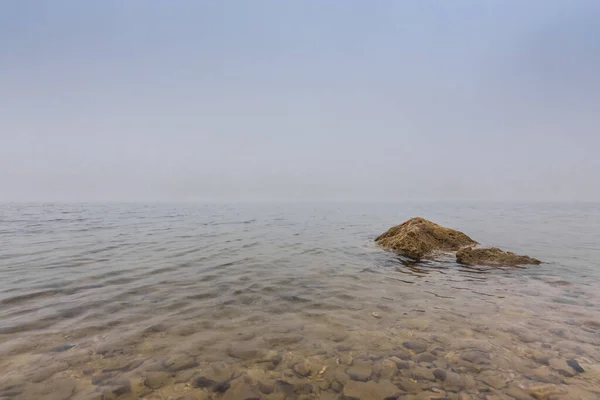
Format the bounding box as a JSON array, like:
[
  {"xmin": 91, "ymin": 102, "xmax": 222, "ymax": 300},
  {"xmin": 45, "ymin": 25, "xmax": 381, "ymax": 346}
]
[{"xmin": 343, "ymin": 379, "xmax": 400, "ymax": 400}]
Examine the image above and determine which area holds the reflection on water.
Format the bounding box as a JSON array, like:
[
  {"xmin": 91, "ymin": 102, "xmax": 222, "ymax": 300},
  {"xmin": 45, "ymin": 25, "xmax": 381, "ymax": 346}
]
[{"xmin": 1, "ymin": 203, "xmax": 600, "ymax": 399}]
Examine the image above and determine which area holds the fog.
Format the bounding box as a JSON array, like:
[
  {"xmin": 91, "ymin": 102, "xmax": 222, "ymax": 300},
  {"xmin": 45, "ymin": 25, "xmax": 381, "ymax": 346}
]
[{"xmin": 2, "ymin": 1, "xmax": 599, "ymax": 202}]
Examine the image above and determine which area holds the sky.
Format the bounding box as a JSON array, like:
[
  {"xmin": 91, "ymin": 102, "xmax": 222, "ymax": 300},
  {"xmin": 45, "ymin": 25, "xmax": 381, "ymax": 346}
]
[{"xmin": 1, "ymin": 1, "xmax": 599, "ymax": 202}]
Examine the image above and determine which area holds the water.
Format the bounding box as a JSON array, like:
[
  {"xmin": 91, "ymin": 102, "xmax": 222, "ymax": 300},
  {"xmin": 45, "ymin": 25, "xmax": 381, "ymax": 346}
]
[{"xmin": 1, "ymin": 202, "xmax": 599, "ymax": 400}]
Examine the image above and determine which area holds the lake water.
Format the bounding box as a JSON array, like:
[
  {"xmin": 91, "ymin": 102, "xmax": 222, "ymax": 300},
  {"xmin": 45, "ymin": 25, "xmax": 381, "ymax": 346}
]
[{"xmin": 1, "ymin": 202, "xmax": 599, "ymax": 400}]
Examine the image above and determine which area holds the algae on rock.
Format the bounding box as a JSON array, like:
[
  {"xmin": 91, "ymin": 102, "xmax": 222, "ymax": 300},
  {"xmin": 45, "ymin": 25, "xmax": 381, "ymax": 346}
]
[
  {"xmin": 376, "ymin": 217, "xmax": 541, "ymax": 267},
  {"xmin": 456, "ymin": 246, "xmax": 541, "ymax": 267},
  {"xmin": 375, "ymin": 217, "xmax": 477, "ymax": 260}
]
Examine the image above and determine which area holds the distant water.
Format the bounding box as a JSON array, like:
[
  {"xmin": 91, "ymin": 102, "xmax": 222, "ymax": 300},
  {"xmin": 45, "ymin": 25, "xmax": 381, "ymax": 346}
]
[{"xmin": 1, "ymin": 202, "xmax": 599, "ymax": 400}]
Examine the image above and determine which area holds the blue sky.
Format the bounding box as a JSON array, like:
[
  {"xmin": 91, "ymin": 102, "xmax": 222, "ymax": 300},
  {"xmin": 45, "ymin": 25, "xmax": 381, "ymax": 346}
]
[{"xmin": 1, "ymin": 1, "xmax": 599, "ymax": 201}]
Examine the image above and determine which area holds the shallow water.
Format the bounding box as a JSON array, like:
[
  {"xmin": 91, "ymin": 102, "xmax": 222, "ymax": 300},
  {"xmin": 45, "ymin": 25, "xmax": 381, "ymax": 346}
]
[{"xmin": 1, "ymin": 202, "xmax": 599, "ymax": 400}]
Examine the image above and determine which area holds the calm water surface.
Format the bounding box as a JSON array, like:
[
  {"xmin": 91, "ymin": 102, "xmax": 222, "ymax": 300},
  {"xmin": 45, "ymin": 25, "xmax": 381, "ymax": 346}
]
[{"xmin": 1, "ymin": 202, "xmax": 599, "ymax": 400}]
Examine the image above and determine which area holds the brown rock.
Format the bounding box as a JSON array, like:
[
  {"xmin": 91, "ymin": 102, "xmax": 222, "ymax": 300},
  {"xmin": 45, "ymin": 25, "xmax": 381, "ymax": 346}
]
[
  {"xmin": 343, "ymin": 379, "xmax": 400, "ymax": 400},
  {"xmin": 378, "ymin": 359, "xmax": 398, "ymax": 379},
  {"xmin": 392, "ymin": 349, "xmax": 412, "ymax": 360},
  {"xmin": 258, "ymin": 379, "xmax": 276, "ymax": 394},
  {"xmin": 478, "ymin": 370, "xmax": 507, "ymax": 389},
  {"xmin": 548, "ymin": 358, "xmax": 576, "ymax": 377},
  {"xmin": 456, "ymin": 247, "xmax": 541, "ymax": 267},
  {"xmin": 228, "ymin": 342, "xmax": 266, "ymax": 360},
  {"xmin": 346, "ymin": 362, "xmax": 372, "ymax": 382},
  {"xmin": 460, "ymin": 350, "xmax": 490, "ymax": 365},
  {"xmin": 221, "ymin": 378, "xmax": 261, "ymax": 400},
  {"xmin": 527, "ymin": 383, "xmax": 563, "ymax": 399},
  {"xmin": 293, "ymin": 361, "xmax": 311, "ymax": 377},
  {"xmin": 410, "ymin": 366, "xmax": 436, "ymax": 382},
  {"xmin": 264, "ymin": 394, "xmax": 286, "ymax": 400},
  {"xmin": 331, "ymin": 380, "xmax": 343, "ymax": 392},
  {"xmin": 163, "ymin": 353, "xmax": 198, "ymax": 372},
  {"xmin": 443, "ymin": 371, "xmax": 474, "ymax": 391},
  {"xmin": 403, "ymin": 340, "xmax": 429, "ymax": 354},
  {"xmin": 432, "ymin": 369, "xmax": 447, "ymax": 381},
  {"xmin": 191, "ymin": 362, "xmax": 234, "ymax": 391},
  {"xmin": 415, "ymin": 353, "xmax": 437, "ymax": 363},
  {"xmin": 505, "ymin": 385, "xmax": 535, "ymax": 400},
  {"xmin": 101, "ymin": 379, "xmax": 131, "ymax": 399},
  {"xmin": 144, "ymin": 371, "xmax": 171, "ymax": 389},
  {"xmin": 21, "ymin": 378, "xmax": 76, "ymax": 400},
  {"xmin": 375, "ymin": 217, "xmax": 477, "ymax": 259},
  {"xmin": 29, "ymin": 362, "xmax": 69, "ymax": 383},
  {"xmin": 396, "ymin": 377, "xmax": 422, "ymax": 393}
]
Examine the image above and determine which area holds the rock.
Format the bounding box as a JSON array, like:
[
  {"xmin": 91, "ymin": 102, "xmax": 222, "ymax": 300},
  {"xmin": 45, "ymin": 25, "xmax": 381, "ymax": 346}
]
[
  {"xmin": 549, "ymin": 328, "xmax": 567, "ymax": 337},
  {"xmin": 531, "ymin": 350, "xmax": 550, "ymax": 365},
  {"xmin": 343, "ymin": 379, "xmax": 400, "ymax": 400},
  {"xmin": 404, "ymin": 393, "xmax": 451, "ymax": 400},
  {"xmin": 403, "ymin": 340, "xmax": 429, "ymax": 354},
  {"xmin": 340, "ymin": 354, "xmax": 353, "ymax": 366},
  {"xmin": 191, "ymin": 362, "xmax": 234, "ymax": 391},
  {"xmin": 527, "ymin": 383, "xmax": 563, "ymax": 399},
  {"xmin": 259, "ymin": 350, "xmax": 282, "ymax": 365},
  {"xmin": 29, "ymin": 362, "xmax": 70, "ymax": 383},
  {"xmin": 379, "ymin": 359, "xmax": 398, "ymax": 379},
  {"xmin": 101, "ymin": 379, "xmax": 131, "ymax": 398},
  {"xmin": 456, "ymin": 246, "xmax": 541, "ymax": 267},
  {"xmin": 228, "ymin": 343, "xmax": 266, "ymax": 360},
  {"xmin": 415, "ymin": 353, "xmax": 437, "ymax": 363},
  {"xmin": 91, "ymin": 372, "xmax": 118, "ymax": 385},
  {"xmin": 175, "ymin": 369, "xmax": 197, "ymax": 384},
  {"xmin": 264, "ymin": 394, "xmax": 286, "ymax": 400},
  {"xmin": 21, "ymin": 378, "xmax": 76, "ymax": 400},
  {"xmin": 396, "ymin": 377, "xmax": 422, "ymax": 393},
  {"xmin": 333, "ymin": 369, "xmax": 350, "ymax": 385},
  {"xmin": 163, "ymin": 353, "xmax": 198, "ymax": 372},
  {"xmin": 263, "ymin": 334, "xmax": 304, "ymax": 347},
  {"xmin": 346, "ymin": 362, "xmax": 372, "ymax": 381},
  {"xmin": 52, "ymin": 343, "xmax": 75, "ymax": 353},
  {"xmin": 548, "ymin": 358, "xmax": 576, "ymax": 377},
  {"xmin": 375, "ymin": 217, "xmax": 477, "ymax": 259},
  {"xmin": 331, "ymin": 380, "xmax": 343, "ymax": 392},
  {"xmin": 432, "ymin": 369, "xmax": 447, "ymax": 381},
  {"xmin": 505, "ymin": 385, "xmax": 535, "ymax": 400},
  {"xmin": 258, "ymin": 379, "xmax": 275, "ymax": 394},
  {"xmin": 525, "ymin": 366, "xmax": 564, "ymax": 384},
  {"xmin": 293, "ymin": 361, "xmax": 311, "ymax": 377},
  {"xmin": 478, "ymin": 370, "xmax": 507, "ymax": 389},
  {"xmin": 320, "ymin": 392, "xmax": 341, "ymax": 400},
  {"xmin": 410, "ymin": 366, "xmax": 436, "ymax": 381},
  {"xmin": 566, "ymin": 359, "xmax": 584, "ymax": 373},
  {"xmin": 144, "ymin": 371, "xmax": 171, "ymax": 389},
  {"xmin": 443, "ymin": 371, "xmax": 474, "ymax": 391},
  {"xmin": 392, "ymin": 350, "xmax": 412, "ymax": 360},
  {"xmin": 460, "ymin": 350, "xmax": 490, "ymax": 365},
  {"xmin": 221, "ymin": 378, "xmax": 261, "ymax": 400}
]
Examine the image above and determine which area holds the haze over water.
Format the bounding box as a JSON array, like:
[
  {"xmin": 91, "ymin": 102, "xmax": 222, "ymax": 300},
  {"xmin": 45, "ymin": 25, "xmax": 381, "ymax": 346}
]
[{"xmin": 1, "ymin": 202, "xmax": 600, "ymax": 399}]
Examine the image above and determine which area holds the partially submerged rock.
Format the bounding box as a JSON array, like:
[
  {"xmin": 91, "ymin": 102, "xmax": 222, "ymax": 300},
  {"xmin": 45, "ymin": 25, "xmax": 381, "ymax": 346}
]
[
  {"xmin": 376, "ymin": 217, "xmax": 541, "ymax": 267},
  {"xmin": 375, "ymin": 217, "xmax": 477, "ymax": 260},
  {"xmin": 456, "ymin": 246, "xmax": 541, "ymax": 267}
]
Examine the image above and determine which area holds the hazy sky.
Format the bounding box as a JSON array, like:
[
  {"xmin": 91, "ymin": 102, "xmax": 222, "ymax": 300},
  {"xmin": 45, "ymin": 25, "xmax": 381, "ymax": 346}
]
[{"xmin": 2, "ymin": 1, "xmax": 599, "ymax": 202}]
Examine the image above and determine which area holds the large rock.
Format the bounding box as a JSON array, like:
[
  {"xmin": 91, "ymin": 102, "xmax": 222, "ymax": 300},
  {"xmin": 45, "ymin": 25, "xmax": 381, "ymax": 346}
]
[
  {"xmin": 456, "ymin": 246, "xmax": 541, "ymax": 266},
  {"xmin": 375, "ymin": 217, "xmax": 477, "ymax": 260},
  {"xmin": 343, "ymin": 379, "xmax": 401, "ymax": 400}
]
